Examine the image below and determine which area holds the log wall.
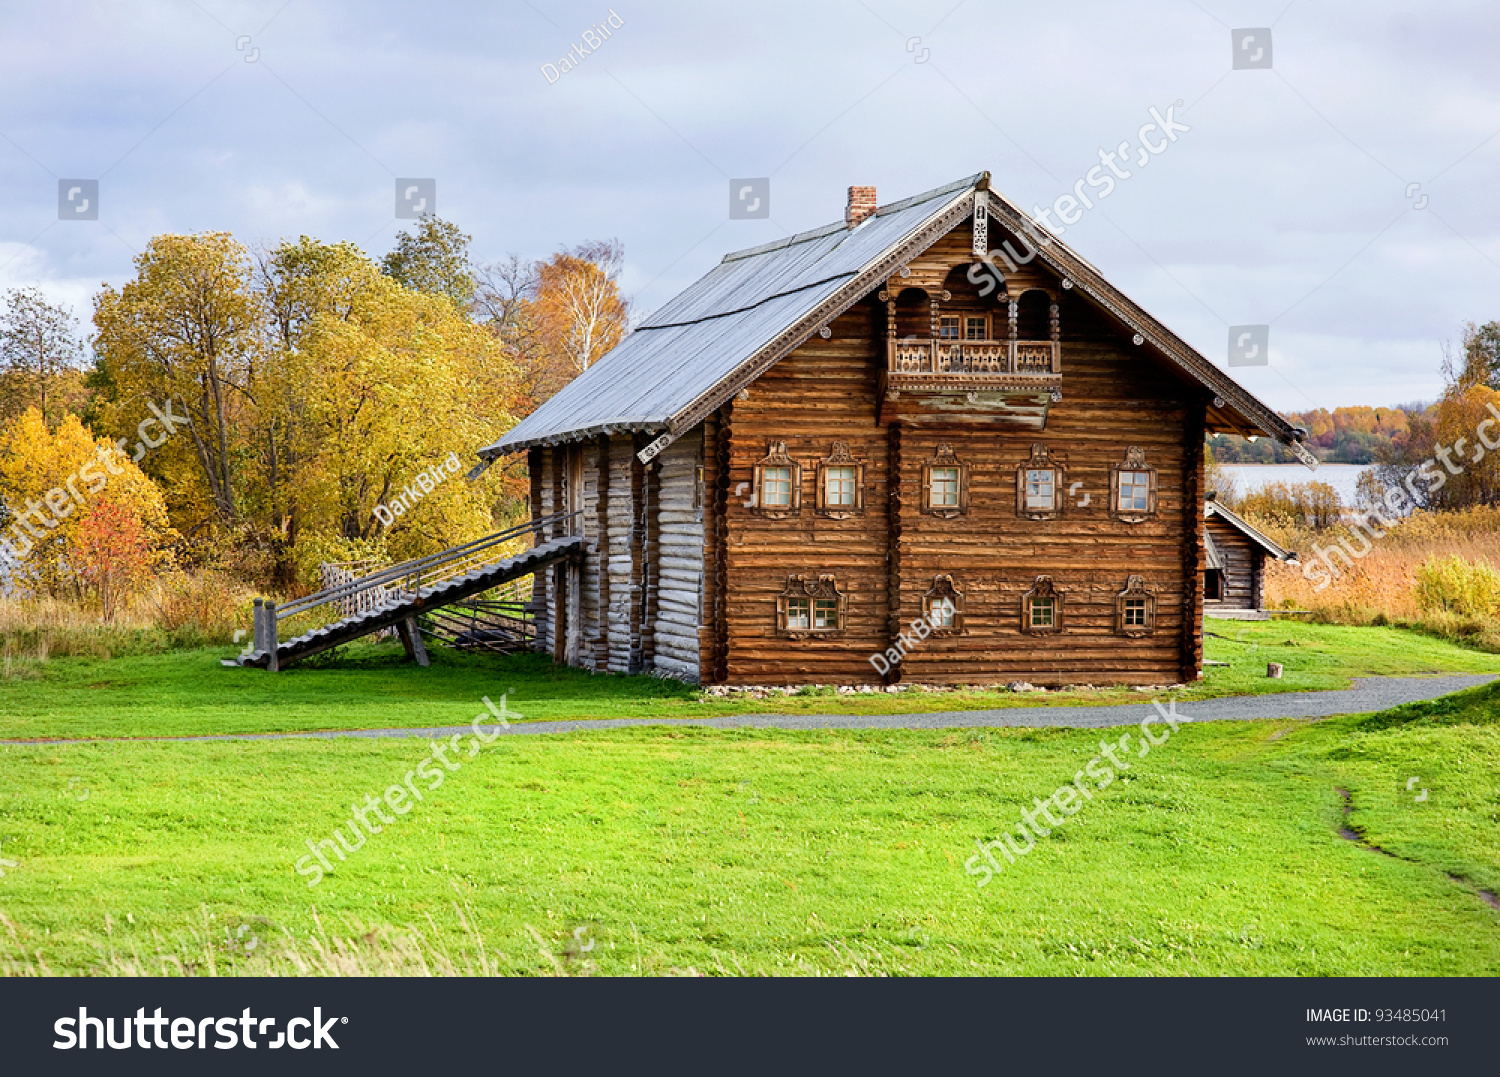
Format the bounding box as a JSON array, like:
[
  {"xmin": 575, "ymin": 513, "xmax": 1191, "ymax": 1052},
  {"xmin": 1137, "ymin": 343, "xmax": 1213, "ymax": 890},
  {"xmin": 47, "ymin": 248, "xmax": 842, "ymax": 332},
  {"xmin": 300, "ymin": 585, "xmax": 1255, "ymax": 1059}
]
[{"xmin": 1205, "ymin": 515, "xmax": 1259, "ymax": 610}]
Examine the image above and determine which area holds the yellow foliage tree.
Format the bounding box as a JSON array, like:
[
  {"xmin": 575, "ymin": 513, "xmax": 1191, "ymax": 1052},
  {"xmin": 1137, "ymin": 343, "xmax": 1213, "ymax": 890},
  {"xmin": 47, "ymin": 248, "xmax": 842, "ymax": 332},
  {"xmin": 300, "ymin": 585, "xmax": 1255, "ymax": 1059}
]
[{"xmin": 0, "ymin": 409, "xmax": 176, "ymax": 598}]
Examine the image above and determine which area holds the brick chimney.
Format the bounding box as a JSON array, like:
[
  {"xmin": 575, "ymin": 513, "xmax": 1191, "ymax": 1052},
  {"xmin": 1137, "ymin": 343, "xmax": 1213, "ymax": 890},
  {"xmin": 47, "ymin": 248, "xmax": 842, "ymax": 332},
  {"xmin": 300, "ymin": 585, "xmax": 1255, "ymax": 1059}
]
[{"xmin": 845, "ymin": 186, "xmax": 877, "ymax": 229}]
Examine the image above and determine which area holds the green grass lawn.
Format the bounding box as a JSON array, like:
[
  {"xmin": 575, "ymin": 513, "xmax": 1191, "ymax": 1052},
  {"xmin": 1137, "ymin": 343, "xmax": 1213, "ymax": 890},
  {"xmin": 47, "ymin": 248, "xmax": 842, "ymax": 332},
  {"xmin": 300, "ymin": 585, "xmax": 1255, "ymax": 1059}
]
[
  {"xmin": 1, "ymin": 674, "xmax": 1497, "ymax": 976},
  {"xmin": 2, "ymin": 620, "xmax": 1497, "ymax": 740}
]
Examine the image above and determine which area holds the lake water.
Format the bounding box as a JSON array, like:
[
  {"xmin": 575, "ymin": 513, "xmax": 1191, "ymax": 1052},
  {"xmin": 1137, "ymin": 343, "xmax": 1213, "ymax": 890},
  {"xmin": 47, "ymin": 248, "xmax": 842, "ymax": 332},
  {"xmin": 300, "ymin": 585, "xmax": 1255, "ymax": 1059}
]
[{"xmin": 1219, "ymin": 463, "xmax": 1372, "ymax": 506}]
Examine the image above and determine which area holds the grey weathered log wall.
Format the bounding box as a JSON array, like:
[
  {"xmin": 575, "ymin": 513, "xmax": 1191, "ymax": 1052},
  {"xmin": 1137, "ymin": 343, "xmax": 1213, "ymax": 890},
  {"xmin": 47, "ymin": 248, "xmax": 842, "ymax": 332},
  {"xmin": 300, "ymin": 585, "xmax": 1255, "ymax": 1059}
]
[{"xmin": 1205, "ymin": 514, "xmax": 1258, "ymax": 610}]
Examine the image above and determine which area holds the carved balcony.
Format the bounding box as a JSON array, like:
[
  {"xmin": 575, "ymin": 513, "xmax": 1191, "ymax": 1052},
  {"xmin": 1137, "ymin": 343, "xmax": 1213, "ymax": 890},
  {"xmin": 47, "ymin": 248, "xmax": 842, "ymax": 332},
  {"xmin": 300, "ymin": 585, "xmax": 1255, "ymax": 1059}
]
[{"xmin": 886, "ymin": 338, "xmax": 1061, "ymax": 384}]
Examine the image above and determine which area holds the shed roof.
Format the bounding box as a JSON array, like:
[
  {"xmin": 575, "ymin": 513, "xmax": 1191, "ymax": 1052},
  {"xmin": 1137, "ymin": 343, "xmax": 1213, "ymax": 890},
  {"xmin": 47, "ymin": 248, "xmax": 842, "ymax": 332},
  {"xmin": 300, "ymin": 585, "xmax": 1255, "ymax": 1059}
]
[
  {"xmin": 482, "ymin": 173, "xmax": 1310, "ymax": 462},
  {"xmin": 1206, "ymin": 499, "xmax": 1299, "ymax": 562}
]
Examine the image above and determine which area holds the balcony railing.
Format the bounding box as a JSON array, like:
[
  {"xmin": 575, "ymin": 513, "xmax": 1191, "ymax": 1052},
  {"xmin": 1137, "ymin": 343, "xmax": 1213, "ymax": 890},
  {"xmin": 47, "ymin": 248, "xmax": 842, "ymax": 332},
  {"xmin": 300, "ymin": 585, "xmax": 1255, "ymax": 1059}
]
[{"xmin": 888, "ymin": 338, "xmax": 1060, "ymax": 377}]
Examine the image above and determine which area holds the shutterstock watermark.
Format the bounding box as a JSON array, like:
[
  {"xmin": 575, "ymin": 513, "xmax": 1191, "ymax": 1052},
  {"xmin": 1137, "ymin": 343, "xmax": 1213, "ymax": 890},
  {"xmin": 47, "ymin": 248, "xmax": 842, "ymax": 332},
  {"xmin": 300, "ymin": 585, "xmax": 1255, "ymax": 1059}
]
[
  {"xmin": 1303, "ymin": 401, "xmax": 1500, "ymax": 591},
  {"xmin": 0, "ymin": 399, "xmax": 188, "ymax": 570},
  {"xmin": 373, "ymin": 452, "xmax": 461, "ymax": 528},
  {"xmin": 965, "ymin": 699, "xmax": 1194, "ymax": 887},
  {"xmin": 968, "ymin": 101, "xmax": 1190, "ymax": 296},
  {"xmin": 293, "ymin": 693, "xmax": 519, "ymax": 887}
]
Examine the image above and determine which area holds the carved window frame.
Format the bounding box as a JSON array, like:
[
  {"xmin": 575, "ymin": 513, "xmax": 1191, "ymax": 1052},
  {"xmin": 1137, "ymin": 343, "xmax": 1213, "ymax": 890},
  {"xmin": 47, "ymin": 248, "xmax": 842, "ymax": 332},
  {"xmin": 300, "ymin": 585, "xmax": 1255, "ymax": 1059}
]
[
  {"xmin": 1021, "ymin": 576, "xmax": 1064, "ymax": 635},
  {"xmin": 921, "ymin": 443, "xmax": 970, "ymax": 518},
  {"xmin": 921, "ymin": 575, "xmax": 964, "ymax": 636},
  {"xmin": 815, "ymin": 442, "xmax": 865, "ymax": 519},
  {"xmin": 751, "ymin": 441, "xmax": 802, "ymax": 519},
  {"xmin": 1116, "ymin": 575, "xmax": 1157, "ymax": 637},
  {"xmin": 1016, "ymin": 443, "xmax": 1065, "ymax": 521},
  {"xmin": 776, "ymin": 574, "xmax": 846, "ymax": 639},
  {"xmin": 1110, "ymin": 446, "xmax": 1158, "ymax": 524}
]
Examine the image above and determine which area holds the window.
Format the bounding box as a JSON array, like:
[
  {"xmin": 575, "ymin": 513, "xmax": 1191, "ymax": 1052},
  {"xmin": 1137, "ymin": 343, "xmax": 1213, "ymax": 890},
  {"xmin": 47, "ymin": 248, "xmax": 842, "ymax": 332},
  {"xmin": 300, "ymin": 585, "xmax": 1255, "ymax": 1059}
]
[
  {"xmin": 1118, "ymin": 471, "xmax": 1151, "ymax": 511},
  {"xmin": 1109, "ymin": 446, "xmax": 1157, "ymax": 523},
  {"xmin": 1115, "ymin": 575, "xmax": 1156, "ymax": 636},
  {"xmin": 938, "ymin": 315, "xmax": 960, "ymax": 339},
  {"xmin": 1205, "ymin": 568, "xmax": 1223, "ymax": 601},
  {"xmin": 815, "ymin": 442, "xmax": 866, "ymax": 518},
  {"xmin": 931, "ymin": 468, "xmax": 960, "ymax": 506},
  {"xmin": 965, "ymin": 315, "xmax": 988, "ymax": 340},
  {"xmin": 1021, "ymin": 576, "xmax": 1063, "ymax": 635},
  {"xmin": 777, "ymin": 575, "xmax": 845, "ymax": 637},
  {"xmin": 763, "ymin": 466, "xmax": 794, "ymax": 506},
  {"xmin": 1015, "ymin": 444, "xmax": 1064, "ymax": 520},
  {"xmin": 921, "ymin": 576, "xmax": 964, "ymax": 635},
  {"xmin": 751, "ymin": 442, "xmax": 802, "ymax": 519},
  {"xmin": 921, "ymin": 444, "xmax": 969, "ymax": 518}
]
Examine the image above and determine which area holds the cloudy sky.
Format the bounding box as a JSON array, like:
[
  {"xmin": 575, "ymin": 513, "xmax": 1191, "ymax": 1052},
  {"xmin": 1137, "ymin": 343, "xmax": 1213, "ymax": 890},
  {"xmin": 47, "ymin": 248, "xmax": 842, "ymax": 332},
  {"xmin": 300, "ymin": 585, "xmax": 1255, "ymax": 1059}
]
[{"xmin": 2, "ymin": 0, "xmax": 1497, "ymax": 411}]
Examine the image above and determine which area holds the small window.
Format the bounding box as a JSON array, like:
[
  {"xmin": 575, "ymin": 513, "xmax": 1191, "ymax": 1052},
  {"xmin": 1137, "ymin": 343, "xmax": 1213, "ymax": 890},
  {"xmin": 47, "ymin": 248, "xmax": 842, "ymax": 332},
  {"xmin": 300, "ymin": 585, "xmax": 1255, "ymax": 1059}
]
[
  {"xmin": 964, "ymin": 315, "xmax": 988, "ymax": 341},
  {"xmin": 921, "ymin": 576, "xmax": 964, "ymax": 635},
  {"xmin": 1110, "ymin": 446, "xmax": 1157, "ymax": 523},
  {"xmin": 938, "ymin": 315, "xmax": 960, "ymax": 339},
  {"xmin": 763, "ymin": 466, "xmax": 794, "ymax": 507},
  {"xmin": 815, "ymin": 442, "xmax": 865, "ymax": 518},
  {"xmin": 1015, "ymin": 444, "xmax": 1064, "ymax": 520},
  {"xmin": 1116, "ymin": 575, "xmax": 1156, "ymax": 637},
  {"xmin": 929, "ymin": 596, "xmax": 956, "ymax": 628},
  {"xmin": 1118, "ymin": 471, "xmax": 1151, "ymax": 512},
  {"xmin": 1205, "ymin": 568, "xmax": 1223, "ymax": 601},
  {"xmin": 921, "ymin": 445, "xmax": 969, "ymax": 518},
  {"xmin": 777, "ymin": 575, "xmax": 845, "ymax": 637},
  {"xmin": 1021, "ymin": 576, "xmax": 1063, "ymax": 635},
  {"xmin": 931, "ymin": 468, "xmax": 960, "ymax": 506},
  {"xmin": 751, "ymin": 442, "xmax": 801, "ymax": 519}
]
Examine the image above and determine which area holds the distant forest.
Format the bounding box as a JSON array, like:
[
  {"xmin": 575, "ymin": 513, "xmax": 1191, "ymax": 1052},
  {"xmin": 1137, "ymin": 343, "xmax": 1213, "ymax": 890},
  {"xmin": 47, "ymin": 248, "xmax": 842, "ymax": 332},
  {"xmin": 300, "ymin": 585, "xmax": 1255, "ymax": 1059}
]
[{"xmin": 1210, "ymin": 403, "xmax": 1433, "ymax": 464}]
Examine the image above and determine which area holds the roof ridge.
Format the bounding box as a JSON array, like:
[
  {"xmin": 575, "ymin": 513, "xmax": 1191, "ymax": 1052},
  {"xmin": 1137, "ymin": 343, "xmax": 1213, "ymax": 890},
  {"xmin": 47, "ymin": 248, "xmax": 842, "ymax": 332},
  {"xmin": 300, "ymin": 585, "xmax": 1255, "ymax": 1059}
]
[{"xmin": 719, "ymin": 172, "xmax": 987, "ymax": 264}]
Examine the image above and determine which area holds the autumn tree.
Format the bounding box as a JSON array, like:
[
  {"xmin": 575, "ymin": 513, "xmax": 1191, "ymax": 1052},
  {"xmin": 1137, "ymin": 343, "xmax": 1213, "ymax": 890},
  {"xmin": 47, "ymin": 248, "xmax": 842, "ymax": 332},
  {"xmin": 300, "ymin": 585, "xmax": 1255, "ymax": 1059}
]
[
  {"xmin": 381, "ymin": 217, "xmax": 475, "ymax": 308},
  {"xmin": 0, "ymin": 287, "xmax": 86, "ymax": 427},
  {"xmin": 0, "ymin": 408, "xmax": 175, "ymax": 597},
  {"xmin": 93, "ymin": 233, "xmax": 263, "ymax": 528},
  {"xmin": 533, "ymin": 239, "xmax": 629, "ymax": 378}
]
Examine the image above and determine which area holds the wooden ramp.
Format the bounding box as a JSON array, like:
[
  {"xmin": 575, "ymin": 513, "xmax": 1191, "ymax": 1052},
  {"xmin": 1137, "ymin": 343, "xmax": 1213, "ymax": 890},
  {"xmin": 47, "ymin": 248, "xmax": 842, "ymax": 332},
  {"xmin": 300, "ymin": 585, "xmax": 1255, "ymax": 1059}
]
[{"xmin": 229, "ymin": 512, "xmax": 582, "ymax": 671}]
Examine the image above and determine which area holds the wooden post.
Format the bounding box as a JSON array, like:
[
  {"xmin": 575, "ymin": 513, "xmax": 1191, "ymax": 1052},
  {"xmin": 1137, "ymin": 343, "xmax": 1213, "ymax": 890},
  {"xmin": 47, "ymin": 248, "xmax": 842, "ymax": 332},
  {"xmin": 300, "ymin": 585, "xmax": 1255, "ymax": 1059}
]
[
  {"xmin": 396, "ymin": 616, "xmax": 429, "ymax": 667},
  {"xmin": 552, "ymin": 562, "xmax": 568, "ymax": 663},
  {"xmin": 253, "ymin": 598, "xmax": 265, "ymax": 654},
  {"xmin": 264, "ymin": 600, "xmax": 279, "ymax": 673}
]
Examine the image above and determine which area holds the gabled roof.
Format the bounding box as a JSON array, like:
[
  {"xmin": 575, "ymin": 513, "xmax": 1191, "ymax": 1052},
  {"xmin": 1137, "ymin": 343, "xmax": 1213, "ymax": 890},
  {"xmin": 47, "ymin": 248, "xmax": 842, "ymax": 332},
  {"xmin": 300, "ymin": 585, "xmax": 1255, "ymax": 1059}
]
[
  {"xmin": 1206, "ymin": 499, "xmax": 1298, "ymax": 562},
  {"xmin": 482, "ymin": 173, "xmax": 1308, "ymax": 461}
]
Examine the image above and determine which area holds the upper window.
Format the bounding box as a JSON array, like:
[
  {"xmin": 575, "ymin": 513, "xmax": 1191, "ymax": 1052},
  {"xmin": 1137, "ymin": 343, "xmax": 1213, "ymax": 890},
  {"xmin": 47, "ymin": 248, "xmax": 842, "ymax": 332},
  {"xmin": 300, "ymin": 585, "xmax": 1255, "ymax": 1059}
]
[
  {"xmin": 777, "ymin": 574, "xmax": 845, "ymax": 637},
  {"xmin": 1110, "ymin": 446, "xmax": 1158, "ymax": 523},
  {"xmin": 938, "ymin": 315, "xmax": 961, "ymax": 339},
  {"xmin": 1015, "ymin": 443, "xmax": 1064, "ymax": 521},
  {"xmin": 1116, "ymin": 575, "xmax": 1157, "ymax": 636},
  {"xmin": 965, "ymin": 314, "xmax": 989, "ymax": 341},
  {"xmin": 921, "ymin": 444, "xmax": 969, "ymax": 518},
  {"xmin": 815, "ymin": 442, "xmax": 866, "ymax": 519},
  {"xmin": 751, "ymin": 442, "xmax": 801, "ymax": 519},
  {"xmin": 1021, "ymin": 576, "xmax": 1064, "ymax": 635}
]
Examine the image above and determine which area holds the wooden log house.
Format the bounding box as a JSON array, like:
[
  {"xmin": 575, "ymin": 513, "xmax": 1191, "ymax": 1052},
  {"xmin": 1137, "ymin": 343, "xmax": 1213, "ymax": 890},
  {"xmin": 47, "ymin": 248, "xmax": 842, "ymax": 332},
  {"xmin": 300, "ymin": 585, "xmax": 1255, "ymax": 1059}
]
[
  {"xmin": 1203, "ymin": 497, "xmax": 1299, "ymax": 620},
  {"xmin": 478, "ymin": 173, "xmax": 1316, "ymax": 686}
]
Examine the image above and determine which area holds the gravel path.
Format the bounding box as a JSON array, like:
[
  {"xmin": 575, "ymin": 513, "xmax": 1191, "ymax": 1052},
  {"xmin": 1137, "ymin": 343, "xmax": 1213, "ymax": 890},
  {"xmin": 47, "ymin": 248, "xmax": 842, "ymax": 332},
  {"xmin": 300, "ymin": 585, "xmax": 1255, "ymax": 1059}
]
[{"xmin": 9, "ymin": 674, "xmax": 1491, "ymax": 745}]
